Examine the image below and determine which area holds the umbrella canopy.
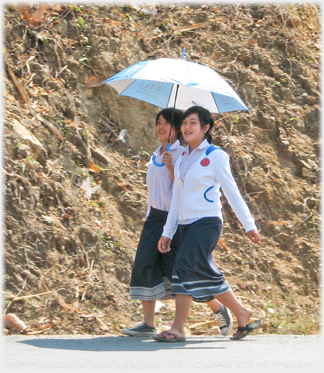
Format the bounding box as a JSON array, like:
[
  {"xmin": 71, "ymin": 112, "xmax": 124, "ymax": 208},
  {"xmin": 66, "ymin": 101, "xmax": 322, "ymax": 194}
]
[{"xmin": 103, "ymin": 57, "xmax": 249, "ymax": 114}]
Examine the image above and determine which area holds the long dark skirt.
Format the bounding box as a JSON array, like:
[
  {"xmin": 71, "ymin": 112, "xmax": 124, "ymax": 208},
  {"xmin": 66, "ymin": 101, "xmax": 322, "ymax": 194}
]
[
  {"xmin": 130, "ymin": 207, "xmax": 181, "ymax": 300},
  {"xmin": 171, "ymin": 217, "xmax": 231, "ymax": 302}
]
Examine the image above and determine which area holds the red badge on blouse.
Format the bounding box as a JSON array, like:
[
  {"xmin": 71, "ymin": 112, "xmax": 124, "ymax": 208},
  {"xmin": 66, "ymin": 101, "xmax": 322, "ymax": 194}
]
[{"xmin": 200, "ymin": 158, "xmax": 210, "ymax": 167}]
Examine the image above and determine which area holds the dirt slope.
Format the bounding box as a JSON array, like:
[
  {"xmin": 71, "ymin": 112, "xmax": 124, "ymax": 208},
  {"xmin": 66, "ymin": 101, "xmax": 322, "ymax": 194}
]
[{"xmin": 3, "ymin": 3, "xmax": 321, "ymax": 336}]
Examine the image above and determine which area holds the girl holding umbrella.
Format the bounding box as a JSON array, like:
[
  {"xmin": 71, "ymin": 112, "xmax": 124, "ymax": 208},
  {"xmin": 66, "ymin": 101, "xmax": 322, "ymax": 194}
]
[
  {"xmin": 154, "ymin": 106, "xmax": 262, "ymax": 342},
  {"xmin": 122, "ymin": 108, "xmax": 233, "ymax": 337}
]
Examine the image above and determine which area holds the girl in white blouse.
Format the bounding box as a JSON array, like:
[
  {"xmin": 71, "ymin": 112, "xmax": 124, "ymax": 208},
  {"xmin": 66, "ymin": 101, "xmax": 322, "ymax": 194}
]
[
  {"xmin": 122, "ymin": 108, "xmax": 232, "ymax": 337},
  {"xmin": 154, "ymin": 106, "xmax": 262, "ymax": 342}
]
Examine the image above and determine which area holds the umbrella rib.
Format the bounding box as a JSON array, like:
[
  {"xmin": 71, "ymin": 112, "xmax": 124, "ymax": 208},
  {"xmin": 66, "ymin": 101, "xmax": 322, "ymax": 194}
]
[{"xmin": 167, "ymin": 84, "xmax": 180, "ymax": 150}]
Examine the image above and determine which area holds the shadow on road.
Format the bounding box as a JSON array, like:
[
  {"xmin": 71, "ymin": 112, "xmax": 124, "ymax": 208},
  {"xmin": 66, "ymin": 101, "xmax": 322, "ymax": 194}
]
[{"xmin": 19, "ymin": 335, "xmax": 230, "ymax": 351}]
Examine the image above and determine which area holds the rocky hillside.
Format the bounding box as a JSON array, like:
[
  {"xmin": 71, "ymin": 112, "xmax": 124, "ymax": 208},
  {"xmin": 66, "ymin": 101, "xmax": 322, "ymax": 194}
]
[{"xmin": 3, "ymin": 3, "xmax": 321, "ymax": 336}]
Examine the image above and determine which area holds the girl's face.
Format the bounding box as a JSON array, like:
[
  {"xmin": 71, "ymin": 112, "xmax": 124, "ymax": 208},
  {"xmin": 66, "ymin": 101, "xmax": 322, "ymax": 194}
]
[
  {"xmin": 181, "ymin": 113, "xmax": 209, "ymax": 146},
  {"xmin": 156, "ymin": 115, "xmax": 177, "ymax": 142}
]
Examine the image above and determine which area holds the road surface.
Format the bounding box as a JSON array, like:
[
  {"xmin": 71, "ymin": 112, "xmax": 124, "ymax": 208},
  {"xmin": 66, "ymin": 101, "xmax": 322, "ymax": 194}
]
[{"xmin": 2, "ymin": 334, "xmax": 323, "ymax": 372}]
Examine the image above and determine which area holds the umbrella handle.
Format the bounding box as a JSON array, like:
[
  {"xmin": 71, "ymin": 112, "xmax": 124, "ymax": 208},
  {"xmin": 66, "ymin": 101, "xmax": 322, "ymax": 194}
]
[
  {"xmin": 181, "ymin": 47, "xmax": 186, "ymax": 60},
  {"xmin": 152, "ymin": 154, "xmax": 165, "ymax": 167},
  {"xmin": 152, "ymin": 143, "xmax": 170, "ymax": 167}
]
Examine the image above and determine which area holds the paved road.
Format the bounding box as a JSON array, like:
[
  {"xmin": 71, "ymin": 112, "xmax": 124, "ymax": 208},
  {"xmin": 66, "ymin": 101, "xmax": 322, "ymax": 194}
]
[{"xmin": 2, "ymin": 334, "xmax": 323, "ymax": 373}]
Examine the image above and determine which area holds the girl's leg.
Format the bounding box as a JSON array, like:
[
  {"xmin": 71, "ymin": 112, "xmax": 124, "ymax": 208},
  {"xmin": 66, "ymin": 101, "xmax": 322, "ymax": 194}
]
[
  {"xmin": 207, "ymin": 299, "xmax": 222, "ymax": 312},
  {"xmin": 207, "ymin": 298, "xmax": 233, "ymax": 336},
  {"xmin": 142, "ymin": 300, "xmax": 156, "ymax": 327},
  {"xmin": 214, "ymin": 290, "xmax": 252, "ymax": 327},
  {"xmin": 161, "ymin": 294, "xmax": 193, "ymax": 338}
]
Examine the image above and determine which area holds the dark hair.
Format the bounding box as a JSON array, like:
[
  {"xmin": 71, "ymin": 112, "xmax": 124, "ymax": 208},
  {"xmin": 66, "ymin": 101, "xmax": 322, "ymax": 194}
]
[
  {"xmin": 156, "ymin": 108, "xmax": 183, "ymax": 141},
  {"xmin": 182, "ymin": 106, "xmax": 214, "ymax": 143}
]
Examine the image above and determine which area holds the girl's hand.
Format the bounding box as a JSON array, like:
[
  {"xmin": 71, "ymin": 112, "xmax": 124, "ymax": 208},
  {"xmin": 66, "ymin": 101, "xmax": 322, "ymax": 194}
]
[
  {"xmin": 247, "ymin": 229, "xmax": 260, "ymax": 244},
  {"xmin": 158, "ymin": 236, "xmax": 171, "ymax": 253},
  {"xmin": 162, "ymin": 151, "xmax": 174, "ymax": 171}
]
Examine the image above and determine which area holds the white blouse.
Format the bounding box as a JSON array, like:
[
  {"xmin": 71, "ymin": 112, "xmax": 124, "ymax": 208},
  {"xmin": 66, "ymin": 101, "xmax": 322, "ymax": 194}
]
[
  {"xmin": 162, "ymin": 139, "xmax": 257, "ymax": 238},
  {"xmin": 146, "ymin": 140, "xmax": 185, "ymax": 216}
]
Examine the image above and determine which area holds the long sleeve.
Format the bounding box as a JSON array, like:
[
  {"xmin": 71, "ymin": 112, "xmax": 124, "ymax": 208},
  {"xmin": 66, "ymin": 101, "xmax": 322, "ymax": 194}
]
[
  {"xmin": 212, "ymin": 151, "xmax": 257, "ymax": 233},
  {"xmin": 162, "ymin": 178, "xmax": 181, "ymax": 239}
]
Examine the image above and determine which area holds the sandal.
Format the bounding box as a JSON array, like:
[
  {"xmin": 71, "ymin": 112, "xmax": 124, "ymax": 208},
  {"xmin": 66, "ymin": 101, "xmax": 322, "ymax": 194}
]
[
  {"xmin": 153, "ymin": 330, "xmax": 186, "ymax": 343},
  {"xmin": 231, "ymin": 319, "xmax": 263, "ymax": 340}
]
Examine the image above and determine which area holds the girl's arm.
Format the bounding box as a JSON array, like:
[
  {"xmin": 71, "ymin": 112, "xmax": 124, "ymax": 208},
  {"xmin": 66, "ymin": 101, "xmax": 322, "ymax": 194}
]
[
  {"xmin": 163, "ymin": 151, "xmax": 175, "ymax": 181},
  {"xmin": 212, "ymin": 151, "xmax": 257, "ymax": 233},
  {"xmin": 247, "ymin": 229, "xmax": 260, "ymax": 243},
  {"xmin": 161, "ymin": 177, "xmax": 180, "ymax": 239},
  {"xmin": 158, "ymin": 236, "xmax": 172, "ymax": 253},
  {"xmin": 158, "ymin": 178, "xmax": 180, "ymax": 253}
]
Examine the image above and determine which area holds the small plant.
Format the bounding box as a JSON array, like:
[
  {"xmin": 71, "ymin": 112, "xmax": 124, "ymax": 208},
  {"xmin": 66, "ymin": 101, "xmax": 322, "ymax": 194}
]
[
  {"xmin": 125, "ymin": 13, "xmax": 133, "ymax": 22},
  {"xmin": 13, "ymin": 162, "xmax": 26, "ymax": 174},
  {"xmin": 79, "ymin": 57, "xmax": 89, "ymax": 64},
  {"xmin": 288, "ymin": 4, "xmax": 294, "ymax": 13},
  {"xmin": 73, "ymin": 6, "xmax": 82, "ymax": 13},
  {"xmin": 100, "ymin": 234, "xmax": 116, "ymax": 251},
  {"xmin": 77, "ymin": 17, "xmax": 86, "ymax": 28},
  {"xmin": 100, "ymin": 233, "xmax": 128, "ymax": 253},
  {"xmin": 61, "ymin": 126, "xmax": 73, "ymax": 136},
  {"xmin": 155, "ymin": 317, "xmax": 162, "ymax": 327},
  {"xmin": 139, "ymin": 150, "xmax": 151, "ymax": 159},
  {"xmin": 192, "ymin": 303, "xmax": 202, "ymax": 311},
  {"xmin": 26, "ymin": 155, "xmax": 36, "ymax": 163},
  {"xmin": 265, "ymin": 299, "xmax": 273, "ymax": 309},
  {"xmin": 94, "ymin": 164, "xmax": 104, "ymax": 171}
]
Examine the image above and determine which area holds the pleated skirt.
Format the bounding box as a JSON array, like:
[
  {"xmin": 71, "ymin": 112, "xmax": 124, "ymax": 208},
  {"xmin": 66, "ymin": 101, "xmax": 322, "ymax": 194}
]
[
  {"xmin": 130, "ymin": 207, "xmax": 181, "ymax": 300},
  {"xmin": 171, "ymin": 217, "xmax": 231, "ymax": 302}
]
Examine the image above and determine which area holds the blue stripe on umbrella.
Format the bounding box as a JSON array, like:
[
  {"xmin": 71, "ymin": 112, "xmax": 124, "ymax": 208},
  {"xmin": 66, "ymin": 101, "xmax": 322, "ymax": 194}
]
[
  {"xmin": 212, "ymin": 92, "xmax": 249, "ymax": 114},
  {"xmin": 119, "ymin": 79, "xmax": 174, "ymax": 109},
  {"xmin": 104, "ymin": 60, "xmax": 152, "ymax": 83}
]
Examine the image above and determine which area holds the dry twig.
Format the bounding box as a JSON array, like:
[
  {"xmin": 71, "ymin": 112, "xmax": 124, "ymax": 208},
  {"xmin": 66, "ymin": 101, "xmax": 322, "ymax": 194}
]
[
  {"xmin": 7, "ymin": 66, "xmax": 30, "ymax": 104},
  {"xmin": 10, "ymin": 290, "xmax": 55, "ymax": 302}
]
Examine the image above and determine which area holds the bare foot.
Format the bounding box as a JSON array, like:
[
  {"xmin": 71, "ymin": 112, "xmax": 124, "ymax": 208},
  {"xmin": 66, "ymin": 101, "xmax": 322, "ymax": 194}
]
[
  {"xmin": 236, "ymin": 308, "xmax": 253, "ymax": 327},
  {"xmin": 161, "ymin": 327, "xmax": 185, "ymax": 339}
]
